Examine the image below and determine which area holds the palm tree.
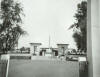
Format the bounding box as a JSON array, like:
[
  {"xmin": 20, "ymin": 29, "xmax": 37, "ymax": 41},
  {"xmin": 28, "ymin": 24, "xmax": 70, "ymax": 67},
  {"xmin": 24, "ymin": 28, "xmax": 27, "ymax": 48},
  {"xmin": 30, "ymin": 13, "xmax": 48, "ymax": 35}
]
[
  {"xmin": 0, "ymin": 0, "xmax": 26, "ymax": 54},
  {"xmin": 69, "ymin": 1, "xmax": 87, "ymax": 52}
]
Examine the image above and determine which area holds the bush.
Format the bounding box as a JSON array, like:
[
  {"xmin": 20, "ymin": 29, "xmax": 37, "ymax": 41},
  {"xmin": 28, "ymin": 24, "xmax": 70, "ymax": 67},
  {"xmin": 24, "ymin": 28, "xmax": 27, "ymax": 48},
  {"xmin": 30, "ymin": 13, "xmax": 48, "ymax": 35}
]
[{"xmin": 10, "ymin": 56, "xmax": 31, "ymax": 60}]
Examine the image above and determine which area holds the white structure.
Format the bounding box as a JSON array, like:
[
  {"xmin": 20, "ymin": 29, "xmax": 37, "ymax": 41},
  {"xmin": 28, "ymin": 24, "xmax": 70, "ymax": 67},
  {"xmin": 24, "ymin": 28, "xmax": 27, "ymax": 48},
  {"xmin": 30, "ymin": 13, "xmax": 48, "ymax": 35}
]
[
  {"xmin": 87, "ymin": 0, "xmax": 100, "ymax": 77},
  {"xmin": 30, "ymin": 43, "xmax": 42, "ymax": 56},
  {"xmin": 57, "ymin": 44, "xmax": 69, "ymax": 56},
  {"xmin": 45, "ymin": 48, "xmax": 52, "ymax": 57},
  {"xmin": 40, "ymin": 48, "xmax": 57, "ymax": 57}
]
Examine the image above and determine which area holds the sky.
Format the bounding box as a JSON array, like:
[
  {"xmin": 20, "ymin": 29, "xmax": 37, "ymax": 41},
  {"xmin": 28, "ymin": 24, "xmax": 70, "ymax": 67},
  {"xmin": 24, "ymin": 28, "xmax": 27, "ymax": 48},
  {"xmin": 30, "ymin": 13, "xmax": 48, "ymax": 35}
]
[{"xmin": 18, "ymin": 0, "xmax": 85, "ymax": 48}]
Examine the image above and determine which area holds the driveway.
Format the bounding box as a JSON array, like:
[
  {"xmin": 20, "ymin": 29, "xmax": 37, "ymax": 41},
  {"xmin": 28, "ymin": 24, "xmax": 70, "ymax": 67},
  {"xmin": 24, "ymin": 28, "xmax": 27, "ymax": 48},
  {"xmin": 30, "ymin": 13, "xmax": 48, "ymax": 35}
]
[{"xmin": 8, "ymin": 60, "xmax": 79, "ymax": 77}]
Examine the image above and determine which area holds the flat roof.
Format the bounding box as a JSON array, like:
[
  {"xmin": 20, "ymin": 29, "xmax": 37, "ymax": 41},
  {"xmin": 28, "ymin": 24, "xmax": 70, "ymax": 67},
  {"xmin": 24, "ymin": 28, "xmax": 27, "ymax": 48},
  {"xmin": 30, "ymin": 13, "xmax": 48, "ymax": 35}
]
[
  {"xmin": 57, "ymin": 44, "xmax": 69, "ymax": 45},
  {"xmin": 30, "ymin": 43, "xmax": 42, "ymax": 45},
  {"xmin": 41, "ymin": 48, "xmax": 58, "ymax": 49}
]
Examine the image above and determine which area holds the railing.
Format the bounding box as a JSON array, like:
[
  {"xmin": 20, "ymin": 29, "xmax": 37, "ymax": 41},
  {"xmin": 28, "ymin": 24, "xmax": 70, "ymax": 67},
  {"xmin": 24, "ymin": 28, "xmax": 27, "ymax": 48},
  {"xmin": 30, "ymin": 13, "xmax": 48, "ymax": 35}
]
[{"xmin": 10, "ymin": 54, "xmax": 31, "ymax": 60}]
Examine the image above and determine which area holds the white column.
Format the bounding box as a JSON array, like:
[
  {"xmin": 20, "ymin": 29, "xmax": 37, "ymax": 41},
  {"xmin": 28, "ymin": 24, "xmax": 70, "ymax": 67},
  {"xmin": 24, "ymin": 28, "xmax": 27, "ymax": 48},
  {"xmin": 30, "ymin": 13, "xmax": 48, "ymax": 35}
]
[
  {"xmin": 87, "ymin": 0, "xmax": 100, "ymax": 77},
  {"xmin": 30, "ymin": 45, "xmax": 34, "ymax": 55}
]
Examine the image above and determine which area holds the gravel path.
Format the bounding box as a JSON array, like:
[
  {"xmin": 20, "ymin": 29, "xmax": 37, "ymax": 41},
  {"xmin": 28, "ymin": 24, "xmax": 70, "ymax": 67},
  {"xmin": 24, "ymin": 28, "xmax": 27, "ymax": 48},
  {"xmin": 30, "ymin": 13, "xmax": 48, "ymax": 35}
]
[{"xmin": 8, "ymin": 60, "xmax": 79, "ymax": 77}]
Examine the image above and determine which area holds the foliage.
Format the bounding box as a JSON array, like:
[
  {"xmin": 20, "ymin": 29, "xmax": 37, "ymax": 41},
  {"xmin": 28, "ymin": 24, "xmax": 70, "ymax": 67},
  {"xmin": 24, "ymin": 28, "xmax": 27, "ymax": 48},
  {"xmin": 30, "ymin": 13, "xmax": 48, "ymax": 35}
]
[
  {"xmin": 69, "ymin": 1, "xmax": 87, "ymax": 52},
  {"xmin": 20, "ymin": 47, "xmax": 30, "ymax": 53},
  {"xmin": 0, "ymin": 0, "xmax": 26, "ymax": 54},
  {"xmin": 20, "ymin": 47, "xmax": 26, "ymax": 52}
]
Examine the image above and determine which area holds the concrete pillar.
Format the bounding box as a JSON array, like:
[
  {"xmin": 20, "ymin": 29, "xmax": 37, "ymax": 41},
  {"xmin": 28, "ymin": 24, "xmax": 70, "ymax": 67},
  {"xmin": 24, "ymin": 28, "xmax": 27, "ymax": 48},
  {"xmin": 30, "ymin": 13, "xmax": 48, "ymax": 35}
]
[
  {"xmin": 1, "ymin": 54, "xmax": 10, "ymax": 77},
  {"xmin": 87, "ymin": 0, "xmax": 100, "ymax": 77},
  {"xmin": 30, "ymin": 45, "xmax": 34, "ymax": 55}
]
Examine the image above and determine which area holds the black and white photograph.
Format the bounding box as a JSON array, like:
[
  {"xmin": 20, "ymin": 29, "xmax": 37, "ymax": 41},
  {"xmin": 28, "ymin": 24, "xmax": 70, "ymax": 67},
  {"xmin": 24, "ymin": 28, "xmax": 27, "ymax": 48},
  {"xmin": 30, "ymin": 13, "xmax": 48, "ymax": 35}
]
[{"xmin": 0, "ymin": 0, "xmax": 100, "ymax": 77}]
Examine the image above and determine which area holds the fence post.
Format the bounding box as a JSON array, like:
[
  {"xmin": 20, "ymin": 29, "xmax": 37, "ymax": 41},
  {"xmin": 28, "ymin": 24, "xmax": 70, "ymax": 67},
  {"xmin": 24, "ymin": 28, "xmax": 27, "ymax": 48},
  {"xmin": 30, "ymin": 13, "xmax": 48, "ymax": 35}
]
[
  {"xmin": 1, "ymin": 54, "xmax": 10, "ymax": 77},
  {"xmin": 78, "ymin": 57, "xmax": 88, "ymax": 77}
]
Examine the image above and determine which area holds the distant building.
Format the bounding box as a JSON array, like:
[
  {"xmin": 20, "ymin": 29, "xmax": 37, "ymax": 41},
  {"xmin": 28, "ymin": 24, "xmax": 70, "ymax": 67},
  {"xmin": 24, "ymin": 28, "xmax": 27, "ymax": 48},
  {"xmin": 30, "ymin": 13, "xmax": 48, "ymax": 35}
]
[
  {"xmin": 40, "ymin": 48, "xmax": 58, "ymax": 57},
  {"xmin": 30, "ymin": 43, "xmax": 42, "ymax": 56},
  {"xmin": 29, "ymin": 43, "xmax": 69, "ymax": 57},
  {"xmin": 57, "ymin": 44, "xmax": 69, "ymax": 56}
]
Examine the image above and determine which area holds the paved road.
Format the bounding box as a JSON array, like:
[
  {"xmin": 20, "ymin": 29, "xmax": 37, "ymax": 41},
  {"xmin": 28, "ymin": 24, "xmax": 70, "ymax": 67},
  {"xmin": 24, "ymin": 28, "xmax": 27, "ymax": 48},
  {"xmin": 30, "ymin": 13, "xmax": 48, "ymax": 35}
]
[{"xmin": 8, "ymin": 60, "xmax": 79, "ymax": 77}]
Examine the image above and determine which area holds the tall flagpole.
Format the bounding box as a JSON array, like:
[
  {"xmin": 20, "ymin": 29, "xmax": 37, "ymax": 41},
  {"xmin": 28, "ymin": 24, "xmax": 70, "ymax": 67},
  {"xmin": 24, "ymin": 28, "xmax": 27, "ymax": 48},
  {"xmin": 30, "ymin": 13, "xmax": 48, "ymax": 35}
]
[{"xmin": 49, "ymin": 35, "xmax": 50, "ymax": 49}]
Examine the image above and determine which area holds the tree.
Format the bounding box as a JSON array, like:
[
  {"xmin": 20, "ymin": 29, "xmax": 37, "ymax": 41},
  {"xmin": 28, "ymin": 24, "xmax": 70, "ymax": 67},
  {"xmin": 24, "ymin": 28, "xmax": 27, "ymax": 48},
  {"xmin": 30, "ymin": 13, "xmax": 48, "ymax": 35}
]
[
  {"xmin": 0, "ymin": 0, "xmax": 26, "ymax": 54},
  {"xmin": 69, "ymin": 1, "xmax": 87, "ymax": 52},
  {"xmin": 20, "ymin": 47, "xmax": 26, "ymax": 53}
]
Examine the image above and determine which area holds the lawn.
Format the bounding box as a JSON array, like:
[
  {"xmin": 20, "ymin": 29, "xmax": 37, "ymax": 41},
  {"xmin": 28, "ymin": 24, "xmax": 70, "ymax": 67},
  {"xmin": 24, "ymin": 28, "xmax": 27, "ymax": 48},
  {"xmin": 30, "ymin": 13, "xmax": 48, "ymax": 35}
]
[{"xmin": 8, "ymin": 60, "xmax": 79, "ymax": 77}]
